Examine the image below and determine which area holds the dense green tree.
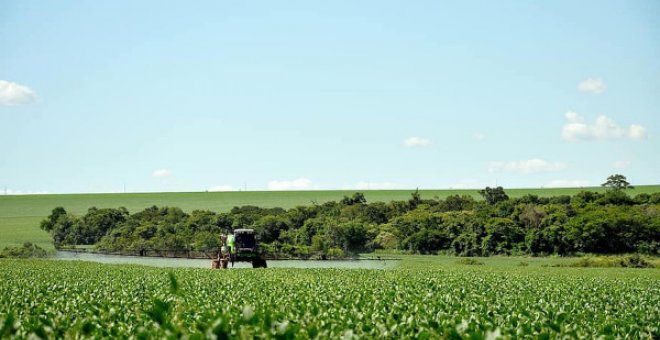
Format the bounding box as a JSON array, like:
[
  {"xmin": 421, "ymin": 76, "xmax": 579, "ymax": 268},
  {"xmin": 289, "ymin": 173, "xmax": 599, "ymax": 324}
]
[
  {"xmin": 339, "ymin": 222, "xmax": 368, "ymax": 253},
  {"xmin": 403, "ymin": 229, "xmax": 450, "ymax": 254},
  {"xmin": 40, "ymin": 207, "xmax": 68, "ymax": 232},
  {"xmin": 451, "ymin": 232, "xmax": 482, "ymax": 257},
  {"xmin": 517, "ymin": 204, "xmax": 545, "ymax": 228},
  {"xmin": 340, "ymin": 192, "xmax": 367, "ymax": 205},
  {"xmin": 478, "ymin": 186, "xmax": 509, "ymax": 205},
  {"xmin": 602, "ymin": 174, "xmax": 634, "ymax": 191},
  {"xmin": 481, "ymin": 218, "xmax": 523, "ymax": 255},
  {"xmin": 42, "ymin": 188, "xmax": 660, "ymax": 258},
  {"xmin": 438, "ymin": 195, "xmax": 475, "ymax": 212},
  {"xmin": 363, "ymin": 202, "xmax": 389, "ymax": 224},
  {"xmin": 596, "ymin": 190, "xmax": 633, "ymax": 205},
  {"xmin": 408, "ymin": 189, "xmax": 422, "ymax": 209},
  {"xmin": 253, "ymin": 215, "xmax": 290, "ymax": 243},
  {"xmin": 372, "ymin": 229, "xmax": 398, "ymax": 250}
]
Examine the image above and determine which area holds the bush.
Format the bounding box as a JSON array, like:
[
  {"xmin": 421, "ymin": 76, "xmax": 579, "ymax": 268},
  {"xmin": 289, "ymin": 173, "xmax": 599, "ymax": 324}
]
[
  {"xmin": 617, "ymin": 254, "xmax": 654, "ymax": 268},
  {"xmin": 456, "ymin": 258, "xmax": 485, "ymax": 266},
  {"xmin": 0, "ymin": 242, "xmax": 49, "ymax": 258},
  {"xmin": 635, "ymin": 241, "xmax": 659, "ymax": 256},
  {"xmin": 555, "ymin": 255, "xmax": 655, "ymax": 268},
  {"xmin": 326, "ymin": 247, "xmax": 345, "ymax": 259}
]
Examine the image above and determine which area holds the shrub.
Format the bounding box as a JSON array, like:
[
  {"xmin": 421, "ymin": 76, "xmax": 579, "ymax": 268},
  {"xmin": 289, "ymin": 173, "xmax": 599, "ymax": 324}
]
[
  {"xmin": 456, "ymin": 258, "xmax": 485, "ymax": 266},
  {"xmin": 557, "ymin": 255, "xmax": 655, "ymax": 268},
  {"xmin": 0, "ymin": 242, "xmax": 49, "ymax": 258}
]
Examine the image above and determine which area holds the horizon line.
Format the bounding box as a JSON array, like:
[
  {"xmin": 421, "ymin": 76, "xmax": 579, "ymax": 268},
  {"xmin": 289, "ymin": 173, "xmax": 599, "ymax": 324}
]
[{"xmin": 1, "ymin": 184, "xmax": 658, "ymax": 197}]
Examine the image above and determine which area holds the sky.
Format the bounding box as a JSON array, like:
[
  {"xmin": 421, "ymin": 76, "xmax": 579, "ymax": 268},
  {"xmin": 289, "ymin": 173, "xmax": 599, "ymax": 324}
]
[{"xmin": 1, "ymin": 1, "xmax": 659, "ymax": 194}]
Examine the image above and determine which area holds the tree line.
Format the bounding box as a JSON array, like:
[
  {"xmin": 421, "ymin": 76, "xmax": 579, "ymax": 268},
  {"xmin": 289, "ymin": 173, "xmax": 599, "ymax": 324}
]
[{"xmin": 41, "ymin": 178, "xmax": 659, "ymax": 258}]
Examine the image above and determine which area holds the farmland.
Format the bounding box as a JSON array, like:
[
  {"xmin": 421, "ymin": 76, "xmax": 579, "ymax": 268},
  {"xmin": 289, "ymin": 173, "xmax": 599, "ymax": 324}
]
[
  {"xmin": 2, "ymin": 185, "xmax": 660, "ymax": 250},
  {"xmin": 0, "ymin": 257, "xmax": 658, "ymax": 338}
]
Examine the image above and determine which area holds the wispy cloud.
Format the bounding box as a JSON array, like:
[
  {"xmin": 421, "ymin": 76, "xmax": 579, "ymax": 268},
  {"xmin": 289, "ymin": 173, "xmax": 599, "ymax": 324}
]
[
  {"xmin": 208, "ymin": 185, "xmax": 238, "ymax": 192},
  {"xmin": 472, "ymin": 133, "xmax": 486, "ymax": 141},
  {"xmin": 0, "ymin": 80, "xmax": 37, "ymax": 106},
  {"xmin": 578, "ymin": 78, "xmax": 606, "ymax": 94},
  {"xmin": 488, "ymin": 159, "xmax": 567, "ymax": 174},
  {"xmin": 545, "ymin": 179, "xmax": 590, "ymax": 188},
  {"xmin": 268, "ymin": 177, "xmax": 314, "ymax": 191},
  {"xmin": 352, "ymin": 181, "xmax": 400, "ymax": 190},
  {"xmin": 403, "ymin": 137, "xmax": 431, "ymax": 147},
  {"xmin": 448, "ymin": 179, "xmax": 481, "ymax": 189},
  {"xmin": 562, "ymin": 111, "xmax": 647, "ymax": 142},
  {"xmin": 1, "ymin": 188, "xmax": 50, "ymax": 195},
  {"xmin": 612, "ymin": 160, "xmax": 631, "ymax": 170},
  {"xmin": 152, "ymin": 169, "xmax": 173, "ymax": 178}
]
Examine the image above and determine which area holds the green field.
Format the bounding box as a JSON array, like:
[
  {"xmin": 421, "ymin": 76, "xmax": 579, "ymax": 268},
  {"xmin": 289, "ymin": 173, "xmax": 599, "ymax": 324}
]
[
  {"xmin": 2, "ymin": 186, "xmax": 660, "ymax": 250},
  {"xmin": 0, "ymin": 256, "xmax": 658, "ymax": 338}
]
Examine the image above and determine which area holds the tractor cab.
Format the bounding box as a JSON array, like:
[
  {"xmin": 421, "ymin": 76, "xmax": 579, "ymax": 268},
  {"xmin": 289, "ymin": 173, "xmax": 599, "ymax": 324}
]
[
  {"xmin": 233, "ymin": 228, "xmax": 257, "ymax": 253},
  {"xmin": 213, "ymin": 228, "xmax": 267, "ymax": 269}
]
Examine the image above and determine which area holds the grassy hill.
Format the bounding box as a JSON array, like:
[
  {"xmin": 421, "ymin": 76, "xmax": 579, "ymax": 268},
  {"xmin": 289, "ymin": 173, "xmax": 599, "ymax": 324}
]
[{"xmin": 2, "ymin": 185, "xmax": 659, "ymax": 250}]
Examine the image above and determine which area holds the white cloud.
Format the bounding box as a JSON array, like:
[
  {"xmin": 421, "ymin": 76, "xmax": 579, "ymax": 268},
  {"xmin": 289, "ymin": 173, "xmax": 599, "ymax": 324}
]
[
  {"xmin": 2, "ymin": 189, "xmax": 49, "ymax": 195},
  {"xmin": 0, "ymin": 80, "xmax": 38, "ymax": 106},
  {"xmin": 353, "ymin": 181, "xmax": 400, "ymax": 190},
  {"xmin": 561, "ymin": 111, "xmax": 648, "ymax": 142},
  {"xmin": 544, "ymin": 179, "xmax": 590, "ymax": 188},
  {"xmin": 612, "ymin": 160, "xmax": 631, "ymax": 170},
  {"xmin": 628, "ymin": 124, "xmax": 647, "ymax": 139},
  {"xmin": 403, "ymin": 137, "xmax": 431, "ymax": 147},
  {"xmin": 448, "ymin": 179, "xmax": 481, "ymax": 189},
  {"xmin": 208, "ymin": 185, "xmax": 238, "ymax": 192},
  {"xmin": 152, "ymin": 169, "xmax": 172, "ymax": 178},
  {"xmin": 472, "ymin": 133, "xmax": 486, "ymax": 141},
  {"xmin": 488, "ymin": 159, "xmax": 567, "ymax": 174},
  {"xmin": 268, "ymin": 177, "xmax": 314, "ymax": 191},
  {"xmin": 578, "ymin": 78, "xmax": 606, "ymax": 94}
]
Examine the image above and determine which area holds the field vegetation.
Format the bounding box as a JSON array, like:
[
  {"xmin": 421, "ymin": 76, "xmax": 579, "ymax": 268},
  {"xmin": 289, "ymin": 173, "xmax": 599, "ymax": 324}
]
[
  {"xmin": 37, "ymin": 186, "xmax": 660, "ymax": 259},
  {"xmin": 0, "ymin": 242, "xmax": 49, "ymax": 259},
  {"xmin": 0, "ymin": 258, "xmax": 657, "ymax": 338},
  {"xmin": 2, "ymin": 186, "xmax": 659, "ymax": 250}
]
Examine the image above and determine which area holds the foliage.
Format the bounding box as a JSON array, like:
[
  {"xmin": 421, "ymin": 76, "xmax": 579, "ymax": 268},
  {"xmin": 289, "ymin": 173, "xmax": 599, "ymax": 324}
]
[
  {"xmin": 340, "ymin": 192, "xmax": 367, "ymax": 205},
  {"xmin": 455, "ymin": 258, "xmax": 485, "ymax": 265},
  {"xmin": 0, "ymin": 260, "xmax": 658, "ymax": 338},
  {"xmin": 33, "ymin": 186, "xmax": 660, "ymax": 258},
  {"xmin": 3, "ymin": 186, "xmax": 660, "ymax": 250},
  {"xmin": 0, "ymin": 242, "xmax": 49, "ymax": 258},
  {"xmin": 602, "ymin": 174, "xmax": 634, "ymax": 191},
  {"xmin": 478, "ymin": 186, "xmax": 509, "ymax": 205},
  {"xmin": 557, "ymin": 255, "xmax": 655, "ymax": 268}
]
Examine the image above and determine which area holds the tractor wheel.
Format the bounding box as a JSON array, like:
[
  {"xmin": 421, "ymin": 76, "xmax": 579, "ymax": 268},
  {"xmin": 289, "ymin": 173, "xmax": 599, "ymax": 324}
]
[
  {"xmin": 220, "ymin": 259, "xmax": 229, "ymax": 269},
  {"xmin": 252, "ymin": 258, "xmax": 267, "ymax": 268}
]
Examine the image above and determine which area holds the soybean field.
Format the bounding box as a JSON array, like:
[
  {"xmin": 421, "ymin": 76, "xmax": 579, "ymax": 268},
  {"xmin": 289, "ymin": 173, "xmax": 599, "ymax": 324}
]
[{"xmin": 0, "ymin": 257, "xmax": 658, "ymax": 338}]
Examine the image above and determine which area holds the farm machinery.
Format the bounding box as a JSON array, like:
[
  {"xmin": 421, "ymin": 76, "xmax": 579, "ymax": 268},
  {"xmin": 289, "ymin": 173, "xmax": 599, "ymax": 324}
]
[{"xmin": 212, "ymin": 228, "xmax": 268, "ymax": 269}]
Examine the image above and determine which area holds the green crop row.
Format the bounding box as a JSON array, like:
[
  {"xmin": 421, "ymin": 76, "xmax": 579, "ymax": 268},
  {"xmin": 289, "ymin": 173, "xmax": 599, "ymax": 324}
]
[{"xmin": 0, "ymin": 259, "xmax": 658, "ymax": 339}]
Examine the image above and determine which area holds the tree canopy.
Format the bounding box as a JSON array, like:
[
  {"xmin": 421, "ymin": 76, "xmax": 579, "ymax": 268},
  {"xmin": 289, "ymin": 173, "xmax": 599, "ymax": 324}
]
[
  {"xmin": 602, "ymin": 174, "xmax": 634, "ymax": 191},
  {"xmin": 41, "ymin": 187, "xmax": 660, "ymax": 258}
]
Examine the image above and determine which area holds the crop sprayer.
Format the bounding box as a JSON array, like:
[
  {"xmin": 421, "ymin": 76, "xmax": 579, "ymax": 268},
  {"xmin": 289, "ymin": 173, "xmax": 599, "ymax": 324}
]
[{"xmin": 212, "ymin": 228, "xmax": 267, "ymax": 269}]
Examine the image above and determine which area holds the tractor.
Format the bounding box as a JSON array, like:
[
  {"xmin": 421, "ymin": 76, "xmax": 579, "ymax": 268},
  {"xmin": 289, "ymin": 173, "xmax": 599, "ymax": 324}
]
[{"xmin": 212, "ymin": 228, "xmax": 267, "ymax": 269}]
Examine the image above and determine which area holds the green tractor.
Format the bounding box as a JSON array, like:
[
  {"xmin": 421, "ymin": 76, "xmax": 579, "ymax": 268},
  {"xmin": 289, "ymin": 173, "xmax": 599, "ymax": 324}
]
[{"xmin": 212, "ymin": 229, "xmax": 267, "ymax": 269}]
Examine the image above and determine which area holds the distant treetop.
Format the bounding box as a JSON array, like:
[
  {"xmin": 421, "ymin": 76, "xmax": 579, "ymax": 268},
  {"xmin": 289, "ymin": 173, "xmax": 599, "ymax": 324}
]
[{"xmin": 602, "ymin": 174, "xmax": 634, "ymax": 191}]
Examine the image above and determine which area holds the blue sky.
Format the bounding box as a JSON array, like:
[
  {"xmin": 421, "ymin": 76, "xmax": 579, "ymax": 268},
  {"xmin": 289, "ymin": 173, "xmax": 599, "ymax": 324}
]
[{"xmin": 1, "ymin": 1, "xmax": 659, "ymax": 193}]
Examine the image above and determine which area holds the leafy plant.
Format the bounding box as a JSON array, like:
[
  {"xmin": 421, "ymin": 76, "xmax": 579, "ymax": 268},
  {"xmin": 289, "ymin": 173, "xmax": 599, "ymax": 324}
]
[
  {"xmin": 0, "ymin": 260, "xmax": 658, "ymax": 338},
  {"xmin": 456, "ymin": 258, "xmax": 485, "ymax": 266}
]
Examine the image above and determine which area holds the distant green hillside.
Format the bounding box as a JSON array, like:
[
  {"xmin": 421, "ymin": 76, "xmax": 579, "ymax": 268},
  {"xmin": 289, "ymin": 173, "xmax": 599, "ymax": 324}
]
[{"xmin": 1, "ymin": 185, "xmax": 659, "ymax": 249}]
